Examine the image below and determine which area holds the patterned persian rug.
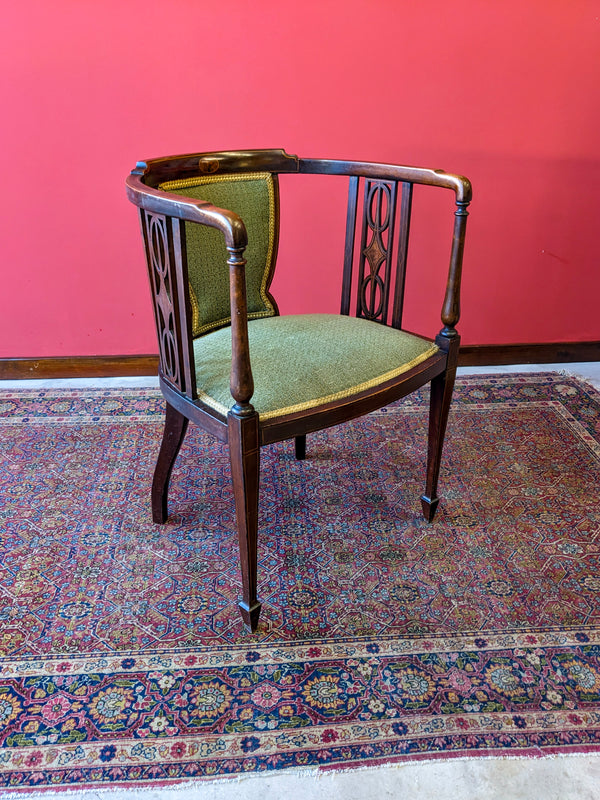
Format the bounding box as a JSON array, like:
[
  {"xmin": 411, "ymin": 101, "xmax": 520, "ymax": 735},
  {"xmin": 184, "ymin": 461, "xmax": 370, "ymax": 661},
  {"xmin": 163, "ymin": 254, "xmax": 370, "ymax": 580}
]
[{"xmin": 0, "ymin": 373, "xmax": 599, "ymax": 790}]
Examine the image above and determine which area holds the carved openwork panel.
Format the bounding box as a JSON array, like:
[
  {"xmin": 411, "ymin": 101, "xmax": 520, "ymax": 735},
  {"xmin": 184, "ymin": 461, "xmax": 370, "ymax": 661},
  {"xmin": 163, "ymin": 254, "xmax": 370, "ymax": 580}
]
[
  {"xmin": 356, "ymin": 180, "xmax": 397, "ymax": 323},
  {"xmin": 141, "ymin": 210, "xmax": 184, "ymax": 391}
]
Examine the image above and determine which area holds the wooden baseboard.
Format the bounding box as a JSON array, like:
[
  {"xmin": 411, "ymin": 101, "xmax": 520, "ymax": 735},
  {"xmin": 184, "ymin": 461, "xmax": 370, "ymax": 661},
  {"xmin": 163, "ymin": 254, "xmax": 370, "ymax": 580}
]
[
  {"xmin": 0, "ymin": 342, "xmax": 599, "ymax": 380},
  {"xmin": 458, "ymin": 341, "xmax": 600, "ymax": 367},
  {"xmin": 0, "ymin": 355, "xmax": 160, "ymax": 380}
]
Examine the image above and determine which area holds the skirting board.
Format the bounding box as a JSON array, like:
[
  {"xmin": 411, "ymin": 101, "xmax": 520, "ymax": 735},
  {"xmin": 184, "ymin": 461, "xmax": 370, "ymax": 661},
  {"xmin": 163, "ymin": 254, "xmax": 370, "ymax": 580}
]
[
  {"xmin": 1, "ymin": 342, "xmax": 599, "ymax": 380},
  {"xmin": 0, "ymin": 355, "xmax": 160, "ymax": 380},
  {"xmin": 458, "ymin": 341, "xmax": 600, "ymax": 367}
]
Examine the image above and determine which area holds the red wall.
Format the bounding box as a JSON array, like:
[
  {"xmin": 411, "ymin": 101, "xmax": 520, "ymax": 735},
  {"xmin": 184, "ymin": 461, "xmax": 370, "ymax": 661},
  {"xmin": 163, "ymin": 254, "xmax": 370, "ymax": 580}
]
[{"xmin": 2, "ymin": 0, "xmax": 599, "ymax": 357}]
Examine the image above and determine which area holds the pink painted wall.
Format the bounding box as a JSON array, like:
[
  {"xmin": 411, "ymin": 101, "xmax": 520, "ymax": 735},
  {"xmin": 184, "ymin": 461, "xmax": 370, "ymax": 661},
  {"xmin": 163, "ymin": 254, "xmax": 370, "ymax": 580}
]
[{"xmin": 1, "ymin": 0, "xmax": 599, "ymax": 357}]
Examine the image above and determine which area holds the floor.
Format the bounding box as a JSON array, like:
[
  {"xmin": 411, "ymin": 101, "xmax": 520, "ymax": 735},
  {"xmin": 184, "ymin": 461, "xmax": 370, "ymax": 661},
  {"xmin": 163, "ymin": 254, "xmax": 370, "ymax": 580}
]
[{"xmin": 1, "ymin": 363, "xmax": 599, "ymax": 799}]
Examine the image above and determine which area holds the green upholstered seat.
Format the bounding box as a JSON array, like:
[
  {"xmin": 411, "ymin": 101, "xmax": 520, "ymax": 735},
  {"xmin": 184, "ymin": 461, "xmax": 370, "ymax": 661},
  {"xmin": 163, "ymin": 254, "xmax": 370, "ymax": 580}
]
[
  {"xmin": 193, "ymin": 313, "xmax": 438, "ymax": 419},
  {"xmin": 159, "ymin": 173, "xmax": 277, "ymax": 336}
]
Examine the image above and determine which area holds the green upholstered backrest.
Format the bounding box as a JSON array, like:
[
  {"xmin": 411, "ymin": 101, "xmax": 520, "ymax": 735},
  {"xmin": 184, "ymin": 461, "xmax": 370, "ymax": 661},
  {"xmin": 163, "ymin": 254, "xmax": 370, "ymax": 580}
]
[{"xmin": 158, "ymin": 173, "xmax": 278, "ymax": 337}]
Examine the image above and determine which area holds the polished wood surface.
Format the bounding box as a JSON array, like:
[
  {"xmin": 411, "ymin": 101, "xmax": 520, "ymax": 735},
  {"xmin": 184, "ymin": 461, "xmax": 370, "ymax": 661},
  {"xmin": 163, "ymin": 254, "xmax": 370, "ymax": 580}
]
[
  {"xmin": 152, "ymin": 402, "xmax": 188, "ymax": 524},
  {"xmin": 228, "ymin": 408, "xmax": 261, "ymax": 631}
]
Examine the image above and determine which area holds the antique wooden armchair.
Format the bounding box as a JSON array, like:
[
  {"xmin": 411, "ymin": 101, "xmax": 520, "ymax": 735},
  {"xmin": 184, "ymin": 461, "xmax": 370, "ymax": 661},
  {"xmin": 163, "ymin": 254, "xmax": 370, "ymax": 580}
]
[{"xmin": 126, "ymin": 149, "xmax": 471, "ymax": 632}]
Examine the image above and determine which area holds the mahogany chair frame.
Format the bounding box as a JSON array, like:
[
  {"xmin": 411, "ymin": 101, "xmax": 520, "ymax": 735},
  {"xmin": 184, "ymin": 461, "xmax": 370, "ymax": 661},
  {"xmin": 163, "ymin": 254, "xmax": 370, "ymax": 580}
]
[{"xmin": 126, "ymin": 149, "xmax": 472, "ymax": 632}]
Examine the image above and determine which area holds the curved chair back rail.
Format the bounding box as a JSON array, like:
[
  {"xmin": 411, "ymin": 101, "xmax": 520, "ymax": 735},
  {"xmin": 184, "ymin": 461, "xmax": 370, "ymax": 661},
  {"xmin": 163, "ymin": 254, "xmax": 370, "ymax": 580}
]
[{"xmin": 125, "ymin": 149, "xmax": 472, "ymax": 632}]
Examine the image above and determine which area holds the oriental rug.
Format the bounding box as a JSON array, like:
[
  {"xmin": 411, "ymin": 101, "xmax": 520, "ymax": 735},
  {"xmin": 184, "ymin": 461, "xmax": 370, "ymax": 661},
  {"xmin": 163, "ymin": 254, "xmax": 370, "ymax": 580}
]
[{"xmin": 0, "ymin": 373, "xmax": 599, "ymax": 791}]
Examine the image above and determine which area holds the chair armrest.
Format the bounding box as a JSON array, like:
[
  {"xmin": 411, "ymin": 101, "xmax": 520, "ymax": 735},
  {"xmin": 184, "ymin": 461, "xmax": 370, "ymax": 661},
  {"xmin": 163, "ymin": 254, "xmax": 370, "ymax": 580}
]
[
  {"xmin": 127, "ymin": 167, "xmax": 255, "ymax": 413},
  {"xmin": 299, "ymin": 158, "xmax": 472, "ymax": 203},
  {"xmin": 126, "ymin": 169, "xmax": 247, "ymax": 250}
]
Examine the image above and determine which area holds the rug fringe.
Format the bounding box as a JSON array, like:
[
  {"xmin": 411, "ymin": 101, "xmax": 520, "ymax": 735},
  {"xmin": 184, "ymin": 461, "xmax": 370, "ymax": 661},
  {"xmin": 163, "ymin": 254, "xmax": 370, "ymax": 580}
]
[
  {"xmin": 557, "ymin": 367, "xmax": 600, "ymax": 391},
  {"xmin": 6, "ymin": 752, "xmax": 600, "ymax": 799}
]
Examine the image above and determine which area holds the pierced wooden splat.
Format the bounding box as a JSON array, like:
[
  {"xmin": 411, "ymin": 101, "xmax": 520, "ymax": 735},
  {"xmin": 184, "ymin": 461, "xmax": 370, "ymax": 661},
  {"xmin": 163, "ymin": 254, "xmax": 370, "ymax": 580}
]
[
  {"xmin": 356, "ymin": 179, "xmax": 397, "ymax": 323},
  {"xmin": 140, "ymin": 210, "xmax": 195, "ymax": 395},
  {"xmin": 341, "ymin": 177, "xmax": 414, "ymax": 329}
]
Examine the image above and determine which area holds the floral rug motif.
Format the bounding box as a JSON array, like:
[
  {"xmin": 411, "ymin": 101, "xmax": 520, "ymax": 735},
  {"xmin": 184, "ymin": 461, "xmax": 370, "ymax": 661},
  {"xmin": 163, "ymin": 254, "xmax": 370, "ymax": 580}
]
[{"xmin": 0, "ymin": 373, "xmax": 599, "ymax": 789}]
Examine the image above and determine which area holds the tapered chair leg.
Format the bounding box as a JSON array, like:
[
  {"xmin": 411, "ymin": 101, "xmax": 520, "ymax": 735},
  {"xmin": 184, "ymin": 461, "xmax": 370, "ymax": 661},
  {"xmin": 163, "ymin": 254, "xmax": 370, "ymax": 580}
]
[
  {"xmin": 152, "ymin": 402, "xmax": 189, "ymax": 524},
  {"xmin": 421, "ymin": 366, "xmax": 457, "ymax": 523},
  {"xmin": 295, "ymin": 434, "xmax": 306, "ymax": 461},
  {"xmin": 228, "ymin": 410, "xmax": 261, "ymax": 632}
]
